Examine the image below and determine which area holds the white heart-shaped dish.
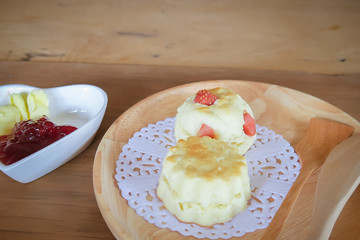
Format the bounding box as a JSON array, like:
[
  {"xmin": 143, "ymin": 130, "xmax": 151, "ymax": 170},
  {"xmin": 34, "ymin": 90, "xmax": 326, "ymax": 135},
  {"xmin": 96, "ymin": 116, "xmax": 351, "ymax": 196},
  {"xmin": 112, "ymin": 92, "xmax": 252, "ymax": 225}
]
[{"xmin": 0, "ymin": 84, "xmax": 108, "ymax": 183}]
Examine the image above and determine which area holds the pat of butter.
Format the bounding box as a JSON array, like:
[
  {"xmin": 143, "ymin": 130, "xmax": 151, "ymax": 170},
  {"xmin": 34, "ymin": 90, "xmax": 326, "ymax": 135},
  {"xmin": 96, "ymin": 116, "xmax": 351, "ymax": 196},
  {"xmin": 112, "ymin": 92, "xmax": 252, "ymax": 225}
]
[
  {"xmin": 0, "ymin": 105, "xmax": 21, "ymax": 135},
  {"xmin": 0, "ymin": 89, "xmax": 49, "ymax": 136},
  {"xmin": 10, "ymin": 93, "xmax": 28, "ymax": 120},
  {"xmin": 27, "ymin": 89, "xmax": 49, "ymax": 119}
]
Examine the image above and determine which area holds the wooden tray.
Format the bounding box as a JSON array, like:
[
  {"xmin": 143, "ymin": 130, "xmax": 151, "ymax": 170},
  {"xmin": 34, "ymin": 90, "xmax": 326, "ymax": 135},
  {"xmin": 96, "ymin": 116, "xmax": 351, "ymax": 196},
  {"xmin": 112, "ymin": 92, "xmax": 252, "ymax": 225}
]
[{"xmin": 93, "ymin": 80, "xmax": 360, "ymax": 240}]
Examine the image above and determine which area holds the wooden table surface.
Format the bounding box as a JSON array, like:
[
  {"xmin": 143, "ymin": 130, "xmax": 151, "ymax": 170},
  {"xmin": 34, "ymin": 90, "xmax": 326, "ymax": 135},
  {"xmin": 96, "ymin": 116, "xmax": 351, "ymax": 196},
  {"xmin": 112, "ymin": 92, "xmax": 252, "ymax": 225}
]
[
  {"xmin": 1, "ymin": 0, "xmax": 360, "ymax": 74},
  {"xmin": 0, "ymin": 0, "xmax": 359, "ymax": 239}
]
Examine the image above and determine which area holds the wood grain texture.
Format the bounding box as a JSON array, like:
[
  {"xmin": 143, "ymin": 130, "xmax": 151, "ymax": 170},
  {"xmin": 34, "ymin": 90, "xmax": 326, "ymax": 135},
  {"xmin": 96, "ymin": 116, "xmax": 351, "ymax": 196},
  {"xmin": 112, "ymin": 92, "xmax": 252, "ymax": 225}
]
[
  {"xmin": 309, "ymin": 134, "xmax": 360, "ymax": 240},
  {"xmin": 93, "ymin": 80, "xmax": 359, "ymax": 240},
  {"xmin": 0, "ymin": 0, "xmax": 360, "ymax": 74},
  {"xmin": 262, "ymin": 118, "xmax": 354, "ymax": 239},
  {"xmin": 0, "ymin": 61, "xmax": 359, "ymax": 240}
]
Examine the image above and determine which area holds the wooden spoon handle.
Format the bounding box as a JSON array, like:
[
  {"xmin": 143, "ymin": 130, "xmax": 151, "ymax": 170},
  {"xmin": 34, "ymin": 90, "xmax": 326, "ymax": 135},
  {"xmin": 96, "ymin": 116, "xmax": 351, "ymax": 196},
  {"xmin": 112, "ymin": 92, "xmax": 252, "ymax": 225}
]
[
  {"xmin": 261, "ymin": 118, "xmax": 354, "ymax": 239},
  {"xmin": 309, "ymin": 134, "xmax": 360, "ymax": 240}
]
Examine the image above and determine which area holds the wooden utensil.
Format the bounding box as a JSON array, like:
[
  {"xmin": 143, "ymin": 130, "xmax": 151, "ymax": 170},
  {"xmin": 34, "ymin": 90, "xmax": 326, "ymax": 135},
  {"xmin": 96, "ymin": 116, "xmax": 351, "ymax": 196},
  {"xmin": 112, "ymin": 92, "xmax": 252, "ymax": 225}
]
[
  {"xmin": 308, "ymin": 134, "xmax": 360, "ymax": 240},
  {"xmin": 261, "ymin": 118, "xmax": 354, "ymax": 239}
]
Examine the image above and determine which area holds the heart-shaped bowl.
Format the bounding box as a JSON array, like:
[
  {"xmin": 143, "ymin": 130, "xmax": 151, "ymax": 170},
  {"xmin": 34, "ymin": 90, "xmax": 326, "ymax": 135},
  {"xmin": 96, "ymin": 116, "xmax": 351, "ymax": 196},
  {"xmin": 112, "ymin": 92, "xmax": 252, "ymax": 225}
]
[{"xmin": 0, "ymin": 84, "xmax": 108, "ymax": 183}]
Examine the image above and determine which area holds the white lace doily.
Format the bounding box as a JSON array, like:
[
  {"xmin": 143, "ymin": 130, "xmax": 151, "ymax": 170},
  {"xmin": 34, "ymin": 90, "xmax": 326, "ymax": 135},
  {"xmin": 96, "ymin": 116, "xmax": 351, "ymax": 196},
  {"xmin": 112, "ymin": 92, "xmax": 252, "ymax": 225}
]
[{"xmin": 115, "ymin": 117, "xmax": 301, "ymax": 239}]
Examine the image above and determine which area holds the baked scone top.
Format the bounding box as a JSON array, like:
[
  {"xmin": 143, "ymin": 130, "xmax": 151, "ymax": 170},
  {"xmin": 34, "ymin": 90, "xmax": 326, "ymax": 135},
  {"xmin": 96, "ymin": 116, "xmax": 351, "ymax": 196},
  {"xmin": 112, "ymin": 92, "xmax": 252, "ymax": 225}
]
[
  {"xmin": 166, "ymin": 136, "xmax": 247, "ymax": 181},
  {"xmin": 200, "ymin": 87, "xmax": 241, "ymax": 112},
  {"xmin": 174, "ymin": 87, "xmax": 256, "ymax": 154}
]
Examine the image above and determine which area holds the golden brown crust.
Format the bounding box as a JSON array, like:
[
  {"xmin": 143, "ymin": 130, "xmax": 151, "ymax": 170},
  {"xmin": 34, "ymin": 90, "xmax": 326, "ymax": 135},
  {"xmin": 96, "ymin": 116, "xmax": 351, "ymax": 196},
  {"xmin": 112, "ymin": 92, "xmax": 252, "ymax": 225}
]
[{"xmin": 166, "ymin": 136, "xmax": 246, "ymax": 181}]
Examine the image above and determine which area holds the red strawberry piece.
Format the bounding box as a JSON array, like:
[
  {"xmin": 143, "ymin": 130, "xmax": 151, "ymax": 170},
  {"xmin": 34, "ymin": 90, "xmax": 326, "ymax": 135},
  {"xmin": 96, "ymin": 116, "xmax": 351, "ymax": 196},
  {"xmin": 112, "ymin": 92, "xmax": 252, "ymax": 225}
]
[
  {"xmin": 194, "ymin": 89, "xmax": 218, "ymax": 106},
  {"xmin": 197, "ymin": 124, "xmax": 216, "ymax": 138},
  {"xmin": 243, "ymin": 112, "xmax": 256, "ymax": 136}
]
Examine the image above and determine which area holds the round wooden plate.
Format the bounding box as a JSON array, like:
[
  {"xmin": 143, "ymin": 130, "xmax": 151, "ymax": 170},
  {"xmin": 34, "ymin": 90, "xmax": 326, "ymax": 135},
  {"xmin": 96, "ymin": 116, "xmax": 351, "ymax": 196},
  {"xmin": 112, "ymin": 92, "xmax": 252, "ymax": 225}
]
[{"xmin": 93, "ymin": 80, "xmax": 359, "ymax": 240}]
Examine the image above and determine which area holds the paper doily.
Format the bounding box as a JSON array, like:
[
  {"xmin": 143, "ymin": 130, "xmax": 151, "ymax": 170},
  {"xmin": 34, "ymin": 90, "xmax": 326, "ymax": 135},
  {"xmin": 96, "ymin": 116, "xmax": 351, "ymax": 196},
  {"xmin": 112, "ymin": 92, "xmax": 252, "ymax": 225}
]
[{"xmin": 115, "ymin": 117, "xmax": 301, "ymax": 239}]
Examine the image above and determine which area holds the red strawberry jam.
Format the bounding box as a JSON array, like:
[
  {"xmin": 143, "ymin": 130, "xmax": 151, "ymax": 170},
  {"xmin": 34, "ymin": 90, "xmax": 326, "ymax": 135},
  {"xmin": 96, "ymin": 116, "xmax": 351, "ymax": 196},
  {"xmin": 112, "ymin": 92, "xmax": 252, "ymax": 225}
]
[{"xmin": 0, "ymin": 116, "xmax": 77, "ymax": 165}]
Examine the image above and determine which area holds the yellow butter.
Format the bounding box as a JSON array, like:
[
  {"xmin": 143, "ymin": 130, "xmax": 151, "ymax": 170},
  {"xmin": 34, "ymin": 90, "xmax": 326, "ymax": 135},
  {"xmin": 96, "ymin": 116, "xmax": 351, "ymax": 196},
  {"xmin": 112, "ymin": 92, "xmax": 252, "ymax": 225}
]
[
  {"xmin": 0, "ymin": 105, "xmax": 21, "ymax": 135},
  {"xmin": 27, "ymin": 89, "xmax": 49, "ymax": 120},
  {"xmin": 10, "ymin": 93, "xmax": 29, "ymax": 120},
  {"xmin": 0, "ymin": 89, "xmax": 49, "ymax": 135}
]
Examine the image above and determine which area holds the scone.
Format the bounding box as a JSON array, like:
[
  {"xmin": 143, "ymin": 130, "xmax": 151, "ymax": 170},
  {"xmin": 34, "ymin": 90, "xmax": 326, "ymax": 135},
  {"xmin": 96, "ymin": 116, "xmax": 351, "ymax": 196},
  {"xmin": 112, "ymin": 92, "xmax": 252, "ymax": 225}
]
[
  {"xmin": 157, "ymin": 136, "xmax": 251, "ymax": 226},
  {"xmin": 174, "ymin": 87, "xmax": 256, "ymax": 155}
]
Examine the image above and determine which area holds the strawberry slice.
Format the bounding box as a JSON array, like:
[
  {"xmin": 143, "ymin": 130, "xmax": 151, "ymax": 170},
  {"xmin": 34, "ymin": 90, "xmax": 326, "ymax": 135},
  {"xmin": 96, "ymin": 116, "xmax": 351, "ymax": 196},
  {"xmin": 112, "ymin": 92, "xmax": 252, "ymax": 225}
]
[
  {"xmin": 197, "ymin": 124, "xmax": 216, "ymax": 138},
  {"xmin": 194, "ymin": 89, "xmax": 218, "ymax": 106},
  {"xmin": 243, "ymin": 112, "xmax": 256, "ymax": 136}
]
